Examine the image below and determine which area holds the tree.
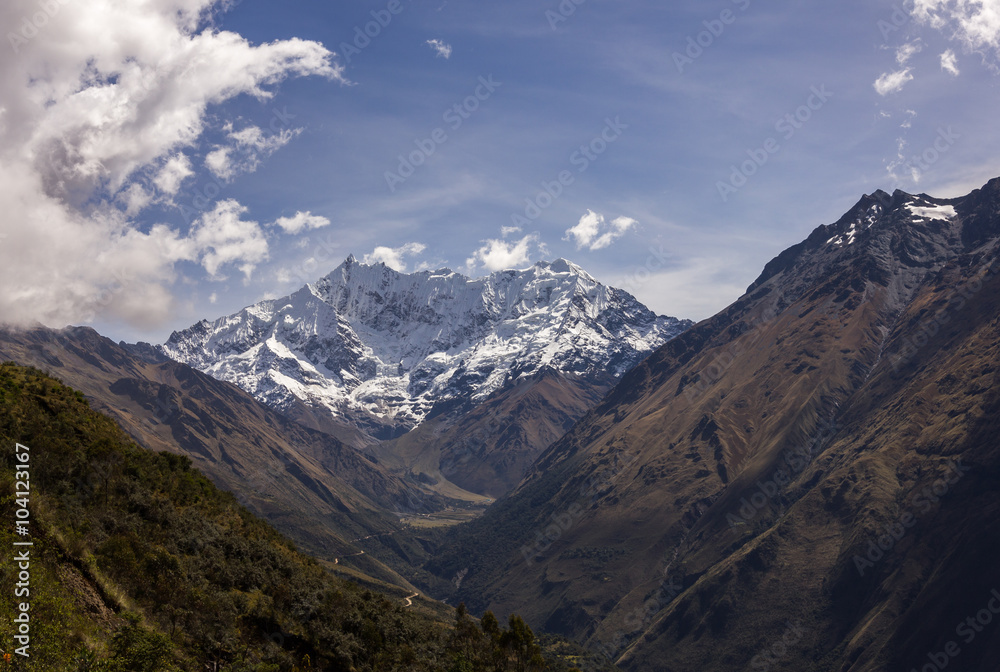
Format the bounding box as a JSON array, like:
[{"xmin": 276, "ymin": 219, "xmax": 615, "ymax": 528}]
[
  {"xmin": 501, "ymin": 615, "xmax": 544, "ymax": 672},
  {"xmin": 450, "ymin": 603, "xmax": 484, "ymax": 664}
]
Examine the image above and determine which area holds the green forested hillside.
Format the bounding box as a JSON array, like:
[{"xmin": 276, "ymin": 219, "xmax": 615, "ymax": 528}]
[{"xmin": 0, "ymin": 363, "xmax": 600, "ymax": 671}]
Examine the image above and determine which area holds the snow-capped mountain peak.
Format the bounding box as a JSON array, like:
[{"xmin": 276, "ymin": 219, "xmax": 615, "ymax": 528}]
[{"xmin": 162, "ymin": 257, "xmax": 691, "ymax": 436}]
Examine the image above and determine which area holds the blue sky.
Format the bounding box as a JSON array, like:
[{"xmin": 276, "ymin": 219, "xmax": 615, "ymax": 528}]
[{"xmin": 2, "ymin": 0, "xmax": 999, "ymax": 343}]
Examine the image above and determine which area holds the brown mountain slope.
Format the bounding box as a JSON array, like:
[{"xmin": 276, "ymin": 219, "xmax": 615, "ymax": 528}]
[
  {"xmin": 0, "ymin": 325, "xmax": 441, "ymax": 589},
  {"xmin": 375, "ymin": 368, "xmax": 616, "ymax": 498},
  {"xmin": 428, "ymin": 179, "xmax": 1000, "ymax": 671}
]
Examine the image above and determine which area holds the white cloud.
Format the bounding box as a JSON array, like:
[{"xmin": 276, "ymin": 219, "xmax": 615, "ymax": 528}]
[
  {"xmin": 565, "ymin": 210, "xmax": 602, "ymax": 249},
  {"xmin": 500, "ymin": 225, "xmax": 522, "ymax": 237},
  {"xmin": 941, "ymin": 49, "xmax": 962, "ymax": 74},
  {"xmin": 154, "ymin": 153, "xmax": 194, "ymax": 195},
  {"xmin": 206, "ymin": 124, "xmax": 301, "ymax": 181},
  {"xmin": 426, "ymin": 39, "xmax": 453, "ymax": 59},
  {"xmin": 191, "ymin": 200, "xmax": 269, "ymax": 278},
  {"xmin": 119, "ymin": 182, "xmax": 154, "ymax": 217},
  {"xmin": 874, "ymin": 68, "xmax": 914, "ymax": 95},
  {"xmin": 0, "ymin": 0, "xmax": 340, "ymax": 328},
  {"xmin": 593, "ymin": 216, "xmax": 639, "ymax": 250},
  {"xmin": 466, "ymin": 234, "xmax": 540, "ymax": 272},
  {"xmin": 913, "ymin": 0, "xmax": 1000, "ymax": 54},
  {"xmin": 272, "ymin": 211, "xmax": 331, "ymax": 234},
  {"xmin": 362, "ymin": 243, "xmax": 428, "ymax": 272},
  {"xmin": 896, "ymin": 40, "xmax": 924, "ymax": 64},
  {"xmin": 205, "ymin": 147, "xmax": 233, "ymax": 181},
  {"xmin": 564, "ymin": 210, "xmax": 638, "ymax": 250}
]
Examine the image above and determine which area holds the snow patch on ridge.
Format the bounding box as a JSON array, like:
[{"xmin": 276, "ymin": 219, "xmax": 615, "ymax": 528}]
[{"xmin": 907, "ymin": 204, "xmax": 957, "ymax": 221}]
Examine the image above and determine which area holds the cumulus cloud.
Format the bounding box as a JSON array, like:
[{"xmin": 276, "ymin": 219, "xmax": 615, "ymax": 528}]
[
  {"xmin": 154, "ymin": 154, "xmax": 194, "ymax": 195},
  {"xmin": 192, "ymin": 200, "xmax": 269, "ymax": 278},
  {"xmin": 565, "ymin": 211, "xmax": 601, "ymax": 249},
  {"xmin": 426, "ymin": 39, "xmax": 453, "ymax": 59},
  {"xmin": 941, "ymin": 48, "xmax": 962, "ymax": 74},
  {"xmin": 874, "ymin": 68, "xmax": 914, "ymax": 95},
  {"xmin": 466, "ymin": 234, "xmax": 540, "ymax": 272},
  {"xmin": 0, "ymin": 0, "xmax": 341, "ymax": 328},
  {"xmin": 362, "ymin": 243, "xmax": 427, "ymax": 272},
  {"xmin": 272, "ymin": 211, "xmax": 331, "ymax": 234},
  {"xmin": 564, "ymin": 210, "xmax": 638, "ymax": 250}
]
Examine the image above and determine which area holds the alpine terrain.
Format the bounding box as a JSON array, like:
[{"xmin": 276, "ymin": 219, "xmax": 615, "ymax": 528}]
[{"xmin": 427, "ymin": 178, "xmax": 1000, "ymax": 672}]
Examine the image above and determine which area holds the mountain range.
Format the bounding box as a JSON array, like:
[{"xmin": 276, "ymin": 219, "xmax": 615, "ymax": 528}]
[{"xmin": 3, "ymin": 177, "xmax": 1000, "ymax": 671}]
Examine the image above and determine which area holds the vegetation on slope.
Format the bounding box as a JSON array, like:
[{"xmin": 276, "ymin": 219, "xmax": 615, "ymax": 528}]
[{"xmin": 0, "ymin": 363, "xmax": 594, "ymax": 671}]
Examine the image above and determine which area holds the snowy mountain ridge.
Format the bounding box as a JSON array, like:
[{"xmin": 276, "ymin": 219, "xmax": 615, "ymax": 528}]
[{"xmin": 161, "ymin": 256, "xmax": 691, "ymax": 435}]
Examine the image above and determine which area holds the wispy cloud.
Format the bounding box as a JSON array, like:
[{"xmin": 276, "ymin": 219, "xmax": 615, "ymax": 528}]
[
  {"xmin": 941, "ymin": 49, "xmax": 961, "ymax": 75},
  {"xmin": 874, "ymin": 68, "xmax": 914, "ymax": 95},
  {"xmin": 426, "ymin": 39, "xmax": 453, "ymax": 59},
  {"xmin": 896, "ymin": 40, "xmax": 924, "ymax": 65},
  {"xmin": 500, "ymin": 225, "xmax": 522, "ymax": 237},
  {"xmin": 206, "ymin": 124, "xmax": 301, "ymax": 181}
]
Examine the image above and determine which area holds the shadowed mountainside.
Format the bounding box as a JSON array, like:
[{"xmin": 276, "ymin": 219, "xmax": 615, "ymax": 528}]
[{"xmin": 426, "ymin": 179, "xmax": 1000, "ymax": 671}]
